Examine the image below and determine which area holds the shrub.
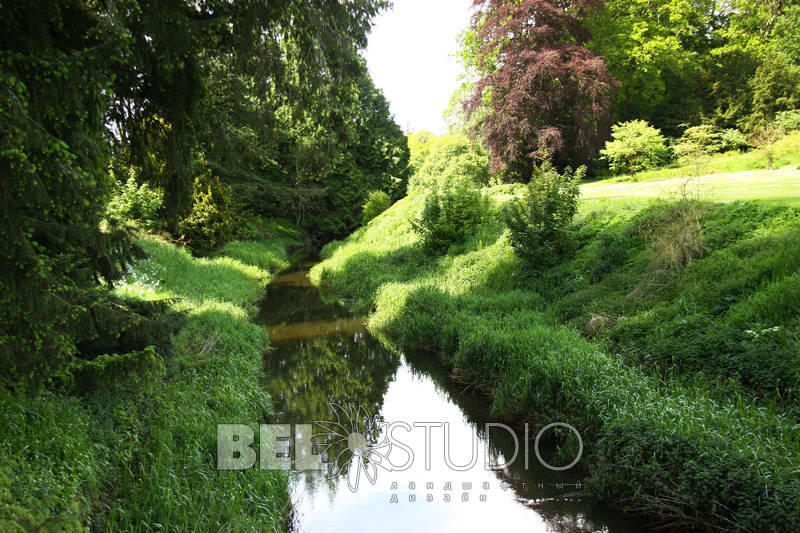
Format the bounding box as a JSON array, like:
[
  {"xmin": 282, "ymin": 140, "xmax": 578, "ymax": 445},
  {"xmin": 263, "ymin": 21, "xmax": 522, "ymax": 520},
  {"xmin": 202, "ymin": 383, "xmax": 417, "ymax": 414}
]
[
  {"xmin": 107, "ymin": 175, "xmax": 164, "ymax": 229},
  {"xmin": 775, "ymin": 109, "xmax": 800, "ymax": 132},
  {"xmin": 600, "ymin": 120, "xmax": 669, "ymax": 176},
  {"xmin": 674, "ymin": 125, "xmax": 722, "ymax": 175},
  {"xmin": 504, "ymin": 162, "xmax": 582, "ymax": 269},
  {"xmin": 410, "ymin": 135, "xmax": 490, "ymax": 191},
  {"xmin": 411, "ymin": 186, "xmax": 487, "ymax": 251},
  {"xmin": 719, "ymin": 128, "xmax": 750, "ymax": 152},
  {"xmin": 179, "ymin": 173, "xmax": 237, "ymax": 252},
  {"xmin": 362, "ymin": 190, "xmax": 392, "ymax": 225},
  {"xmin": 749, "ymin": 121, "xmax": 786, "ymax": 170}
]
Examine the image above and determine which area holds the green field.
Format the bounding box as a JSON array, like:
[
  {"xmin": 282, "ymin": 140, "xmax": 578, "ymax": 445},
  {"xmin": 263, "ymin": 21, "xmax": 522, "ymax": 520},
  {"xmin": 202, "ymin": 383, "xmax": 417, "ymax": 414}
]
[{"xmin": 583, "ymin": 167, "xmax": 800, "ymax": 206}]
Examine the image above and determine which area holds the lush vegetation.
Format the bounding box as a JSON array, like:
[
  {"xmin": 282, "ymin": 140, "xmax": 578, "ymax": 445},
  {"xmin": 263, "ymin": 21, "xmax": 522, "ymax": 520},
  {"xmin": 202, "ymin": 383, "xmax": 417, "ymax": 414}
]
[
  {"xmin": 0, "ymin": 0, "xmax": 394, "ymax": 529},
  {"xmin": 312, "ymin": 180, "xmax": 800, "ymax": 530},
  {"xmin": 456, "ymin": 0, "xmax": 800, "ymax": 182},
  {"xmin": 3, "ymin": 0, "xmax": 800, "ymax": 530},
  {"xmin": 1, "ymin": 235, "xmax": 293, "ymax": 530}
]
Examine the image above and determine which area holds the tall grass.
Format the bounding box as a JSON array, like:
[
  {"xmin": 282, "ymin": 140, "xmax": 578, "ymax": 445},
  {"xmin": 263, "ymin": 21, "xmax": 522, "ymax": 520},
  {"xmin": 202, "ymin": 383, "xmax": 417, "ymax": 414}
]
[
  {"xmin": 1, "ymin": 236, "xmax": 292, "ymax": 531},
  {"xmin": 311, "ymin": 187, "xmax": 800, "ymax": 531}
]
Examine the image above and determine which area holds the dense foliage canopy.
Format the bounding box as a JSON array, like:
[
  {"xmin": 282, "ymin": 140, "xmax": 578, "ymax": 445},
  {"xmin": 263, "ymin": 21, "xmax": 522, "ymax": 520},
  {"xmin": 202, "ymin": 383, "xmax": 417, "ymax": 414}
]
[
  {"xmin": 0, "ymin": 0, "xmax": 399, "ymax": 385},
  {"xmin": 457, "ymin": 0, "xmax": 800, "ymax": 177}
]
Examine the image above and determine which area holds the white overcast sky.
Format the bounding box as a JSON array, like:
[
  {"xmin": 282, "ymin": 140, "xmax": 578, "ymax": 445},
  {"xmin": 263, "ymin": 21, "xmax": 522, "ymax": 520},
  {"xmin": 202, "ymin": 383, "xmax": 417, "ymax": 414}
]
[{"xmin": 362, "ymin": 0, "xmax": 475, "ymax": 135}]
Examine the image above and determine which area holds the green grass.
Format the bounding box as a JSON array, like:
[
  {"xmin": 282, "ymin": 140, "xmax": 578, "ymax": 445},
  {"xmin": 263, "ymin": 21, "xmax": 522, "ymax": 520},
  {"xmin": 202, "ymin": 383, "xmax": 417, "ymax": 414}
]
[
  {"xmin": 1, "ymin": 236, "xmax": 292, "ymax": 531},
  {"xmin": 591, "ymin": 131, "xmax": 800, "ymax": 184},
  {"xmin": 582, "ymin": 132, "xmax": 800, "ymax": 208},
  {"xmin": 581, "ymin": 167, "xmax": 800, "ymax": 207},
  {"xmin": 311, "ymin": 184, "xmax": 800, "ymax": 531}
]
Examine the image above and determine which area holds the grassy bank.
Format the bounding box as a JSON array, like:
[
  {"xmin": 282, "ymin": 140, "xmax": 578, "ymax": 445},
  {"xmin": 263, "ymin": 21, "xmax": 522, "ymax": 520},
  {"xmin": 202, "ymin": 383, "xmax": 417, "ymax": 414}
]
[
  {"xmin": 310, "ymin": 187, "xmax": 800, "ymax": 530},
  {"xmin": 1, "ymin": 236, "xmax": 294, "ymax": 531}
]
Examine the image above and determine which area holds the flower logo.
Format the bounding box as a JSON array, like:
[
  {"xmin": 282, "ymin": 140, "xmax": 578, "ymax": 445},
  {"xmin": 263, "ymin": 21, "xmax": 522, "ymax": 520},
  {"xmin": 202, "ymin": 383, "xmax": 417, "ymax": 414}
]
[{"xmin": 315, "ymin": 402, "xmax": 392, "ymax": 492}]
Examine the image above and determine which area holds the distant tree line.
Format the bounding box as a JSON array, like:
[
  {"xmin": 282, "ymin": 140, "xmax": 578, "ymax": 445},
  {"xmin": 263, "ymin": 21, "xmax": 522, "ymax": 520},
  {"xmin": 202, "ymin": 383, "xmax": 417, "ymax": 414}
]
[{"xmin": 456, "ymin": 0, "xmax": 800, "ymax": 180}]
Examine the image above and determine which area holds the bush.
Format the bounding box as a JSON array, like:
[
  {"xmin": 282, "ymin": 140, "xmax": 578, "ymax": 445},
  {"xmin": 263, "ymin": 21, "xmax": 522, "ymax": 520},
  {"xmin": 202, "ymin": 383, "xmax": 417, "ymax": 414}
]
[
  {"xmin": 107, "ymin": 175, "xmax": 164, "ymax": 229},
  {"xmin": 674, "ymin": 125, "xmax": 721, "ymax": 174},
  {"xmin": 409, "ymin": 135, "xmax": 490, "ymax": 191},
  {"xmin": 411, "ymin": 186, "xmax": 487, "ymax": 251},
  {"xmin": 749, "ymin": 121, "xmax": 787, "ymax": 170},
  {"xmin": 719, "ymin": 128, "xmax": 750, "ymax": 152},
  {"xmin": 775, "ymin": 109, "xmax": 800, "ymax": 132},
  {"xmin": 600, "ymin": 120, "xmax": 669, "ymax": 176},
  {"xmin": 362, "ymin": 190, "xmax": 392, "ymax": 225},
  {"xmin": 504, "ymin": 163, "xmax": 582, "ymax": 269},
  {"xmin": 179, "ymin": 173, "xmax": 237, "ymax": 252}
]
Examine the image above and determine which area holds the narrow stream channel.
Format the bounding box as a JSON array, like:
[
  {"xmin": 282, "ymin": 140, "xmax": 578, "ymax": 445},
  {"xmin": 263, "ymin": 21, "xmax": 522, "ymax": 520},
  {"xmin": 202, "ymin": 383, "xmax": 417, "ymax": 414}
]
[{"xmin": 258, "ymin": 266, "xmax": 641, "ymax": 533}]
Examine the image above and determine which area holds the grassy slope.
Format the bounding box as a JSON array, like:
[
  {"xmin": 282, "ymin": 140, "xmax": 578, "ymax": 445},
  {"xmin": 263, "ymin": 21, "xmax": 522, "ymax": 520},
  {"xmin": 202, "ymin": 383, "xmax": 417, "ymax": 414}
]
[
  {"xmin": 311, "ymin": 182, "xmax": 800, "ymax": 530},
  {"xmin": 0, "ymin": 236, "xmax": 293, "ymax": 532}
]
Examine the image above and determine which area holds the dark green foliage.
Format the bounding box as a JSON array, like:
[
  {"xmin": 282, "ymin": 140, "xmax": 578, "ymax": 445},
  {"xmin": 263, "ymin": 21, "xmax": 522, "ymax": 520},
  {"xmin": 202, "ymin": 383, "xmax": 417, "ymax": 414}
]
[
  {"xmin": 362, "ymin": 190, "xmax": 392, "ymax": 225},
  {"xmin": 53, "ymin": 347, "xmax": 164, "ymax": 394},
  {"xmin": 0, "ymin": 0, "xmax": 138, "ymax": 386},
  {"xmin": 108, "ymin": 0, "xmax": 390, "ymax": 229},
  {"xmin": 300, "ymin": 68, "xmax": 410, "ymax": 240},
  {"xmin": 504, "ymin": 163, "xmax": 583, "ymax": 269},
  {"xmin": 412, "ymin": 187, "xmax": 488, "ymax": 252},
  {"xmin": 749, "ymin": 50, "xmax": 800, "ymax": 127}
]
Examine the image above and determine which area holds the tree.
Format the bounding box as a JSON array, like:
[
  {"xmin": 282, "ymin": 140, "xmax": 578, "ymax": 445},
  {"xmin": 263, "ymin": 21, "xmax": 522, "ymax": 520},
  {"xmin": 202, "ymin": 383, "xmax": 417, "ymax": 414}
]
[
  {"xmin": 301, "ymin": 67, "xmax": 410, "ymax": 240},
  {"xmin": 674, "ymin": 125, "xmax": 721, "ymax": 175},
  {"xmin": 586, "ymin": 0, "xmax": 717, "ymax": 134},
  {"xmin": 0, "ymin": 0, "xmax": 139, "ymax": 384},
  {"xmin": 709, "ymin": 0, "xmax": 799, "ymax": 129},
  {"xmin": 749, "ymin": 122, "xmax": 786, "ymax": 169},
  {"xmin": 410, "ymin": 135, "xmax": 489, "ymax": 191},
  {"xmin": 748, "ymin": 51, "xmax": 800, "ymax": 128},
  {"xmin": 466, "ymin": 0, "xmax": 617, "ymax": 179},
  {"xmin": 407, "ymin": 131, "xmax": 438, "ymax": 175},
  {"xmin": 601, "ymin": 120, "xmax": 669, "ymax": 177},
  {"xmin": 108, "ymin": 0, "xmax": 390, "ymax": 230},
  {"xmin": 0, "ymin": 0, "xmax": 392, "ymax": 384}
]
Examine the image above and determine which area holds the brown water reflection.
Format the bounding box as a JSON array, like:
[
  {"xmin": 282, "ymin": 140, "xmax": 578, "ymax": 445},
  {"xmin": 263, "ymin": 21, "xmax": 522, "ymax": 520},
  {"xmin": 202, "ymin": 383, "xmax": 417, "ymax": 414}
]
[{"xmin": 268, "ymin": 318, "xmax": 368, "ymax": 342}]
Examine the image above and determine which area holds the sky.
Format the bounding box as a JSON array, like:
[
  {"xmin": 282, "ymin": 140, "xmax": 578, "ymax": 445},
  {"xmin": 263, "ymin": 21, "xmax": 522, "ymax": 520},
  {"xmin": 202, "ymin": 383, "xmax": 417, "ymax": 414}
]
[{"xmin": 363, "ymin": 0, "xmax": 475, "ymax": 135}]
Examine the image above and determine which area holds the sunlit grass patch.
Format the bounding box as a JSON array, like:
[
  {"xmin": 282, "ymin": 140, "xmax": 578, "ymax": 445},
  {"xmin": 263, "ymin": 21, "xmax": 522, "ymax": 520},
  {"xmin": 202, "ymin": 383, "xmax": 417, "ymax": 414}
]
[{"xmin": 1, "ymin": 235, "xmax": 292, "ymax": 531}]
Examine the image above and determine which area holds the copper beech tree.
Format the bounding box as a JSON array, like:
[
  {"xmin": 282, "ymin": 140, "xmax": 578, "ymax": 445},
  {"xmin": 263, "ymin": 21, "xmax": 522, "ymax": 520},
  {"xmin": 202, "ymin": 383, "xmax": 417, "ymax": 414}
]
[{"xmin": 467, "ymin": 0, "xmax": 617, "ymax": 179}]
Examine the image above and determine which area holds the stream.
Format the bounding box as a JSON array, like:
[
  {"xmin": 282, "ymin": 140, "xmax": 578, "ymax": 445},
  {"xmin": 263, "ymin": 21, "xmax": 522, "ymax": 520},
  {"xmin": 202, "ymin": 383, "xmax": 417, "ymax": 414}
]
[{"xmin": 258, "ymin": 265, "xmax": 641, "ymax": 533}]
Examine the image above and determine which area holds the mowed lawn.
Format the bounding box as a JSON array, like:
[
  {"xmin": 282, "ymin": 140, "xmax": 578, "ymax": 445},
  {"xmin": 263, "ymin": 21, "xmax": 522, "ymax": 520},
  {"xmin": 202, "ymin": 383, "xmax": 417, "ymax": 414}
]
[{"xmin": 581, "ymin": 167, "xmax": 800, "ymax": 206}]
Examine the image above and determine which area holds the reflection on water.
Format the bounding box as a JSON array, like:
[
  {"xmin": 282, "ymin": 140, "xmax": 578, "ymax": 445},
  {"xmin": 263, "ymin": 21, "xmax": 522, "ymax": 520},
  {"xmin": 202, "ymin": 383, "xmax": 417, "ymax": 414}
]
[
  {"xmin": 267, "ymin": 318, "xmax": 368, "ymax": 343},
  {"xmin": 259, "ymin": 267, "xmax": 641, "ymax": 533}
]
